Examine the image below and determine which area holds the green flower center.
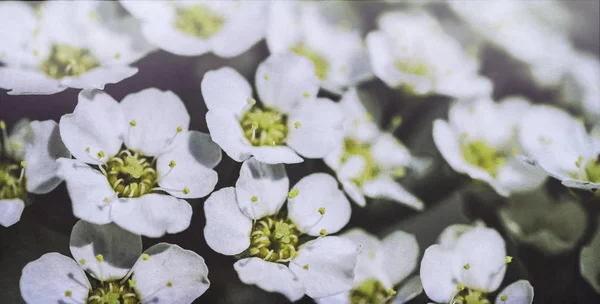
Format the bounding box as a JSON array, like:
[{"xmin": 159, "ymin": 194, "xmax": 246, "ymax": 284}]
[
  {"xmin": 579, "ymin": 155, "xmax": 600, "ymax": 183},
  {"xmin": 460, "ymin": 139, "xmax": 506, "ymax": 177},
  {"xmin": 87, "ymin": 280, "xmax": 139, "ymax": 304},
  {"xmin": 101, "ymin": 149, "xmax": 158, "ymax": 198},
  {"xmin": 349, "ymin": 279, "xmax": 395, "ymax": 304},
  {"xmin": 291, "ymin": 44, "xmax": 329, "ymax": 80},
  {"xmin": 394, "ymin": 60, "xmax": 430, "ymax": 77},
  {"xmin": 175, "ymin": 4, "xmax": 224, "ymax": 39},
  {"xmin": 240, "ymin": 106, "xmax": 289, "ymax": 147},
  {"xmin": 452, "ymin": 287, "xmax": 491, "ymax": 304},
  {"xmin": 0, "ymin": 161, "xmax": 26, "ymax": 200},
  {"xmin": 41, "ymin": 44, "xmax": 100, "ymax": 79},
  {"xmin": 341, "ymin": 138, "xmax": 381, "ymax": 187},
  {"xmin": 247, "ymin": 217, "xmax": 301, "ymax": 263}
]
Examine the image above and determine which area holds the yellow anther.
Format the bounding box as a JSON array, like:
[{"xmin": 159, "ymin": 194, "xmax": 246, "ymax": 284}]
[
  {"xmin": 95, "ymin": 254, "xmax": 104, "ymax": 262},
  {"xmin": 264, "ymin": 74, "xmax": 270, "ymax": 80},
  {"xmin": 463, "ymin": 263, "xmax": 470, "ymax": 270},
  {"xmin": 318, "ymin": 207, "xmax": 325, "ymax": 215},
  {"xmin": 576, "ymin": 156, "xmax": 584, "ymax": 168},
  {"xmin": 319, "ymin": 229, "xmax": 327, "ymax": 236},
  {"xmin": 33, "ymin": 50, "xmax": 39, "ymax": 56},
  {"xmin": 303, "ymin": 264, "xmax": 309, "ymax": 270},
  {"xmin": 505, "ymin": 256, "xmax": 513, "ymax": 264},
  {"xmin": 129, "ymin": 120, "xmax": 137, "ymax": 127},
  {"xmin": 391, "ymin": 115, "xmax": 403, "ymax": 127},
  {"xmin": 85, "ymin": 147, "xmax": 90, "ymax": 153},
  {"xmin": 142, "ymin": 253, "xmax": 149, "ymax": 260},
  {"xmin": 365, "ymin": 113, "xmax": 373, "ymax": 121},
  {"xmin": 457, "ymin": 284, "xmax": 465, "ymax": 291},
  {"xmin": 500, "ymin": 295, "xmax": 508, "ymax": 301},
  {"xmin": 169, "ymin": 160, "xmax": 176, "ymax": 168},
  {"xmin": 368, "ymin": 251, "xmax": 376, "ymax": 259},
  {"xmin": 20, "ymin": 161, "xmax": 27, "ymax": 168},
  {"xmin": 79, "ymin": 259, "xmax": 86, "ymax": 265},
  {"xmin": 251, "ymin": 196, "xmax": 258, "ymax": 202},
  {"xmin": 115, "ymin": 52, "xmax": 121, "ymax": 59},
  {"xmin": 183, "ymin": 187, "xmax": 190, "ymax": 195},
  {"xmin": 65, "ymin": 290, "xmax": 72, "ymax": 297},
  {"xmin": 303, "ymin": 92, "xmax": 309, "ymax": 98},
  {"xmin": 97, "ymin": 151, "xmax": 105, "ymax": 159},
  {"xmin": 103, "ymin": 197, "xmax": 110, "ymax": 203},
  {"xmin": 0, "ymin": 120, "xmax": 5, "ymax": 130},
  {"xmin": 1, "ymin": 51, "xmax": 6, "ymax": 57},
  {"xmin": 166, "ymin": 281, "xmax": 173, "ymax": 287},
  {"xmin": 387, "ymin": 289, "xmax": 396, "ymax": 296},
  {"xmin": 288, "ymin": 188, "xmax": 299, "ymax": 199},
  {"xmin": 247, "ymin": 97, "xmax": 256, "ymax": 105},
  {"xmin": 294, "ymin": 121, "xmax": 301, "ymax": 129},
  {"xmin": 177, "ymin": 126, "xmax": 183, "ymax": 133}
]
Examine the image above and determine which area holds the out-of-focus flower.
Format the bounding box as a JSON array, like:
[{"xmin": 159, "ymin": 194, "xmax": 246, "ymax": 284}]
[
  {"xmin": 421, "ymin": 223, "xmax": 534, "ymax": 304},
  {"xmin": 56, "ymin": 89, "xmax": 221, "ymax": 237},
  {"xmin": 202, "ymin": 53, "xmax": 344, "ymax": 164},
  {"xmin": 316, "ymin": 228, "xmax": 422, "ymax": 304},
  {"xmin": 580, "ymin": 216, "xmax": 600, "ymax": 295},
  {"xmin": 121, "ymin": 0, "xmax": 265, "ymax": 58},
  {"xmin": 20, "ymin": 220, "xmax": 209, "ymax": 304},
  {"xmin": 267, "ymin": 1, "xmax": 372, "ymax": 94},
  {"xmin": 0, "ymin": 2, "xmax": 152, "ymax": 95},
  {"xmin": 204, "ymin": 158, "xmax": 356, "ymax": 301},
  {"xmin": 0, "ymin": 119, "xmax": 69, "ymax": 227},
  {"xmin": 557, "ymin": 52, "xmax": 600, "ymax": 122},
  {"xmin": 324, "ymin": 88, "xmax": 426, "ymax": 209},
  {"xmin": 518, "ymin": 105, "xmax": 600, "ymax": 192},
  {"xmin": 433, "ymin": 97, "xmax": 547, "ymax": 197},
  {"xmin": 366, "ymin": 10, "xmax": 491, "ymax": 99}
]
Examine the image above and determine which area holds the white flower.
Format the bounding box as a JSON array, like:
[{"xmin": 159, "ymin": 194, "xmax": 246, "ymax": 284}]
[
  {"xmin": 316, "ymin": 228, "xmax": 422, "ymax": 304},
  {"xmin": 202, "ymin": 53, "xmax": 344, "ymax": 164},
  {"xmin": 421, "ymin": 224, "xmax": 534, "ymax": 304},
  {"xmin": 324, "ymin": 88, "xmax": 426, "ymax": 210},
  {"xmin": 0, "ymin": 119, "xmax": 70, "ymax": 227},
  {"xmin": 56, "ymin": 88, "xmax": 221, "ymax": 237},
  {"xmin": 267, "ymin": 1, "xmax": 372, "ymax": 94},
  {"xmin": 557, "ymin": 51, "xmax": 600, "ymax": 122},
  {"xmin": 20, "ymin": 220, "xmax": 209, "ymax": 304},
  {"xmin": 581, "ymin": 215, "xmax": 600, "ymax": 295},
  {"xmin": 121, "ymin": 0, "xmax": 265, "ymax": 58},
  {"xmin": 518, "ymin": 105, "xmax": 600, "ymax": 192},
  {"xmin": 0, "ymin": 1, "xmax": 152, "ymax": 95},
  {"xmin": 433, "ymin": 97, "xmax": 547, "ymax": 197},
  {"xmin": 366, "ymin": 10, "xmax": 491, "ymax": 99},
  {"xmin": 203, "ymin": 158, "xmax": 357, "ymax": 301}
]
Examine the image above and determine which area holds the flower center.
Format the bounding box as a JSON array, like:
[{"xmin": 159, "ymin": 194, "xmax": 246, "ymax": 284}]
[
  {"xmin": 0, "ymin": 161, "xmax": 26, "ymax": 200},
  {"xmin": 175, "ymin": 4, "xmax": 224, "ymax": 39},
  {"xmin": 394, "ymin": 60, "xmax": 430, "ymax": 77},
  {"xmin": 349, "ymin": 279, "xmax": 395, "ymax": 304},
  {"xmin": 460, "ymin": 139, "xmax": 506, "ymax": 177},
  {"xmin": 88, "ymin": 280, "xmax": 139, "ymax": 304},
  {"xmin": 41, "ymin": 44, "xmax": 100, "ymax": 79},
  {"xmin": 290, "ymin": 44, "xmax": 329, "ymax": 80},
  {"xmin": 240, "ymin": 106, "xmax": 289, "ymax": 147},
  {"xmin": 247, "ymin": 217, "xmax": 301, "ymax": 263},
  {"xmin": 452, "ymin": 287, "xmax": 491, "ymax": 304},
  {"xmin": 580, "ymin": 155, "xmax": 600, "ymax": 183},
  {"xmin": 341, "ymin": 138, "xmax": 381, "ymax": 187},
  {"xmin": 101, "ymin": 149, "xmax": 158, "ymax": 198}
]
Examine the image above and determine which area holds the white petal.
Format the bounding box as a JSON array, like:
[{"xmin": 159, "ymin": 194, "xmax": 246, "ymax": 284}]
[
  {"xmin": 393, "ymin": 276, "xmax": 423, "ymax": 304},
  {"xmin": 56, "ymin": 158, "xmax": 115, "ymax": 225},
  {"xmin": 341, "ymin": 228, "xmax": 388, "ymax": 286},
  {"xmin": 266, "ymin": 2, "xmax": 301, "ymax": 53},
  {"xmin": 121, "ymin": 88, "xmax": 190, "ymax": 156},
  {"xmin": 0, "ymin": 68, "xmax": 64, "ymax": 95},
  {"xmin": 157, "ymin": 131, "xmax": 220, "ymax": 199},
  {"xmin": 420, "ymin": 245, "xmax": 456, "ymax": 303},
  {"xmin": 370, "ymin": 133, "xmax": 412, "ymax": 169},
  {"xmin": 201, "ymin": 67, "xmax": 253, "ymax": 117},
  {"xmin": 366, "ymin": 31, "xmax": 404, "ymax": 88},
  {"xmin": 382, "ymin": 230, "xmax": 419, "ymax": 285},
  {"xmin": 120, "ymin": 1, "xmax": 174, "ymax": 22},
  {"xmin": 142, "ymin": 20, "xmax": 211, "ymax": 56},
  {"xmin": 362, "ymin": 178, "xmax": 424, "ymax": 211},
  {"xmin": 59, "ymin": 90, "xmax": 124, "ymax": 165},
  {"xmin": 234, "ymin": 258, "xmax": 305, "ymax": 301},
  {"xmin": 342, "ymin": 180, "xmax": 367, "ymax": 207},
  {"xmin": 19, "ymin": 253, "xmax": 91, "ymax": 304},
  {"xmin": 287, "ymin": 98, "xmax": 344, "ymax": 158},
  {"xmin": 131, "ymin": 243, "xmax": 210, "ymax": 303},
  {"xmin": 0, "ymin": 2, "xmax": 36, "ymax": 52},
  {"xmin": 5, "ymin": 119, "xmax": 33, "ymax": 160},
  {"xmin": 290, "ymin": 236, "xmax": 358, "ymax": 299},
  {"xmin": 438, "ymin": 224, "xmax": 473, "ymax": 249},
  {"xmin": 25, "ymin": 120, "xmax": 70, "ymax": 194},
  {"xmin": 235, "ymin": 158, "xmax": 289, "ymax": 219},
  {"xmin": 287, "ymin": 173, "xmax": 351, "ymax": 236},
  {"xmin": 250, "ymin": 145, "xmax": 304, "ymax": 164},
  {"xmin": 495, "ymin": 280, "xmax": 534, "ymax": 304},
  {"xmin": 451, "ymin": 226, "xmax": 506, "ymax": 292},
  {"xmin": 60, "ymin": 66, "xmax": 138, "ymax": 90},
  {"xmin": 69, "ymin": 220, "xmax": 141, "ymax": 281},
  {"xmin": 210, "ymin": 3, "xmax": 266, "ymax": 58},
  {"xmin": 110, "ymin": 194, "xmax": 192, "ymax": 238},
  {"xmin": 203, "ymin": 187, "xmax": 252, "ymax": 255},
  {"xmin": 206, "ymin": 109, "xmax": 253, "ymax": 162},
  {"xmin": 495, "ymin": 159, "xmax": 547, "ymax": 195},
  {"xmin": 256, "ymin": 53, "xmax": 319, "ymax": 113},
  {"xmin": 0, "ymin": 199, "xmax": 25, "ymax": 227}
]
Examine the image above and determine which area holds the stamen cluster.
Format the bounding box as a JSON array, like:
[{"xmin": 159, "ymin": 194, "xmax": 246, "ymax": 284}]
[
  {"xmin": 248, "ymin": 216, "xmax": 300, "ymax": 263},
  {"xmin": 102, "ymin": 149, "xmax": 158, "ymax": 198}
]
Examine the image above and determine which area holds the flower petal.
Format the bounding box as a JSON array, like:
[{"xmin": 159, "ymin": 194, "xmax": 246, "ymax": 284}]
[
  {"xmin": 287, "ymin": 173, "xmax": 351, "ymax": 236},
  {"xmin": 69, "ymin": 220, "xmax": 142, "ymax": 281},
  {"xmin": 289, "ymin": 236, "xmax": 358, "ymax": 299},
  {"xmin": 370, "ymin": 133, "xmax": 412, "ymax": 169},
  {"xmin": 0, "ymin": 68, "xmax": 64, "ymax": 95},
  {"xmin": 60, "ymin": 67, "xmax": 138, "ymax": 90},
  {"xmin": 495, "ymin": 280, "xmax": 534, "ymax": 304},
  {"xmin": 206, "ymin": 108, "xmax": 252, "ymax": 162},
  {"xmin": 366, "ymin": 31, "xmax": 404, "ymax": 88},
  {"xmin": 5, "ymin": 119, "xmax": 33, "ymax": 160},
  {"xmin": 20, "ymin": 253, "xmax": 91, "ymax": 304},
  {"xmin": 120, "ymin": 0, "xmax": 174, "ymax": 22},
  {"xmin": 392, "ymin": 275, "xmax": 423, "ymax": 304},
  {"xmin": 0, "ymin": 2, "xmax": 36, "ymax": 53},
  {"xmin": 266, "ymin": 2, "xmax": 301, "ymax": 53},
  {"xmin": 495, "ymin": 159, "xmax": 547, "ymax": 195},
  {"xmin": 142, "ymin": 22, "xmax": 211, "ymax": 56},
  {"xmin": 204, "ymin": 187, "xmax": 252, "ymax": 255},
  {"xmin": 420, "ymin": 245, "xmax": 456, "ymax": 303},
  {"xmin": 110, "ymin": 194, "xmax": 192, "ymax": 238},
  {"xmin": 438, "ymin": 224, "xmax": 473, "ymax": 249},
  {"xmin": 201, "ymin": 67, "xmax": 253, "ymax": 117},
  {"xmin": 382, "ymin": 230, "xmax": 419, "ymax": 285},
  {"xmin": 234, "ymin": 258, "xmax": 305, "ymax": 301},
  {"xmin": 362, "ymin": 178, "xmax": 424, "ymax": 211},
  {"xmin": 210, "ymin": 3, "xmax": 266, "ymax": 58},
  {"xmin": 0, "ymin": 199, "xmax": 25, "ymax": 227},
  {"xmin": 250, "ymin": 145, "xmax": 304, "ymax": 164},
  {"xmin": 341, "ymin": 228, "xmax": 389, "ymax": 287}
]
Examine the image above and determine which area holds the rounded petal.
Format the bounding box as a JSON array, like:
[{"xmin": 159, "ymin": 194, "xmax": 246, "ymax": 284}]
[
  {"xmin": 342, "ymin": 181, "xmax": 367, "ymax": 207},
  {"xmin": 290, "ymin": 236, "xmax": 358, "ymax": 299},
  {"xmin": 341, "ymin": 228, "xmax": 388, "ymax": 286},
  {"xmin": 0, "ymin": 2, "xmax": 36, "ymax": 51},
  {"xmin": 60, "ymin": 66, "xmax": 138, "ymax": 90},
  {"xmin": 287, "ymin": 173, "xmax": 351, "ymax": 236},
  {"xmin": 20, "ymin": 253, "xmax": 91, "ymax": 304},
  {"xmin": 25, "ymin": 120, "xmax": 70, "ymax": 194},
  {"xmin": 438, "ymin": 224, "xmax": 473, "ymax": 249},
  {"xmin": 141, "ymin": 22, "xmax": 210, "ymax": 56},
  {"xmin": 366, "ymin": 31, "xmax": 404, "ymax": 88},
  {"xmin": 287, "ymin": 98, "xmax": 344, "ymax": 158},
  {"xmin": 370, "ymin": 133, "xmax": 413, "ymax": 169},
  {"xmin": 250, "ymin": 145, "xmax": 304, "ymax": 164},
  {"xmin": 393, "ymin": 275, "xmax": 423, "ymax": 304},
  {"xmin": 201, "ymin": 67, "xmax": 253, "ymax": 117},
  {"xmin": 362, "ymin": 178, "xmax": 424, "ymax": 211},
  {"xmin": 56, "ymin": 158, "xmax": 115, "ymax": 225},
  {"xmin": 157, "ymin": 131, "xmax": 220, "ymax": 199},
  {"xmin": 132, "ymin": 243, "xmax": 210, "ymax": 303},
  {"xmin": 235, "ymin": 157, "xmax": 289, "ymax": 219},
  {"xmin": 266, "ymin": 2, "xmax": 301, "ymax": 53},
  {"xmin": 382, "ymin": 231, "xmax": 420, "ymax": 285},
  {"xmin": 59, "ymin": 89, "xmax": 124, "ymax": 165},
  {"xmin": 120, "ymin": 1, "xmax": 174, "ymax": 22},
  {"xmin": 495, "ymin": 159, "xmax": 547, "ymax": 195},
  {"xmin": 420, "ymin": 245, "xmax": 457, "ymax": 303},
  {"xmin": 0, "ymin": 199, "xmax": 25, "ymax": 227},
  {"xmin": 110, "ymin": 194, "xmax": 192, "ymax": 238},
  {"xmin": 0, "ymin": 68, "xmax": 64, "ymax": 95},
  {"xmin": 234, "ymin": 258, "xmax": 305, "ymax": 301},
  {"xmin": 256, "ymin": 53, "xmax": 319, "ymax": 113},
  {"xmin": 206, "ymin": 108, "xmax": 252, "ymax": 162},
  {"xmin": 69, "ymin": 220, "xmax": 142, "ymax": 281},
  {"xmin": 5, "ymin": 118, "xmax": 33, "ymax": 160},
  {"xmin": 204, "ymin": 187, "xmax": 252, "ymax": 255},
  {"xmin": 210, "ymin": 3, "xmax": 266, "ymax": 58},
  {"xmin": 495, "ymin": 280, "xmax": 534, "ymax": 304},
  {"xmin": 121, "ymin": 88, "xmax": 190, "ymax": 156}
]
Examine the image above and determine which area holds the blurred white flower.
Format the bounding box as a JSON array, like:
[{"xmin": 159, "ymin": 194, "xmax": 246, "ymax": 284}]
[
  {"xmin": 580, "ymin": 215, "xmax": 600, "ymax": 295},
  {"xmin": 557, "ymin": 51, "xmax": 600, "ymax": 122},
  {"xmin": 421, "ymin": 224, "xmax": 534, "ymax": 304},
  {"xmin": 0, "ymin": 119, "xmax": 69, "ymax": 227},
  {"xmin": 56, "ymin": 89, "xmax": 221, "ymax": 237},
  {"xmin": 20, "ymin": 220, "xmax": 209, "ymax": 304},
  {"xmin": 204, "ymin": 158, "xmax": 356, "ymax": 301},
  {"xmin": 433, "ymin": 97, "xmax": 547, "ymax": 197},
  {"xmin": 202, "ymin": 53, "xmax": 344, "ymax": 164},
  {"xmin": 121, "ymin": 0, "xmax": 265, "ymax": 58},
  {"xmin": 0, "ymin": 1, "xmax": 152, "ymax": 95},
  {"xmin": 267, "ymin": 1, "xmax": 372, "ymax": 94},
  {"xmin": 316, "ymin": 228, "xmax": 422, "ymax": 304},
  {"xmin": 324, "ymin": 88, "xmax": 426, "ymax": 210},
  {"xmin": 366, "ymin": 10, "xmax": 491, "ymax": 99}
]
